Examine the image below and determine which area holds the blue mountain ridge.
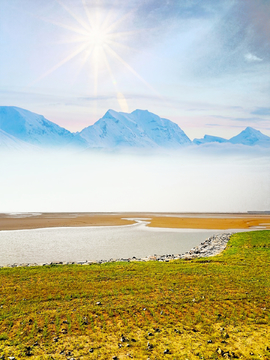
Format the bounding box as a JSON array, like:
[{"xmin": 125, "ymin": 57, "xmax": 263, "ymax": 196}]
[{"xmin": 0, "ymin": 106, "xmax": 269, "ymax": 149}]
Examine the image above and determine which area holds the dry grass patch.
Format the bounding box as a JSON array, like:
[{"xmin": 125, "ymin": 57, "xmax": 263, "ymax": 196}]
[{"xmin": 0, "ymin": 231, "xmax": 269, "ymax": 359}]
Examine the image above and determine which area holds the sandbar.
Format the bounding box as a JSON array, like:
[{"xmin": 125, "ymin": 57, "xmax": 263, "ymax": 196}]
[{"xmin": 0, "ymin": 212, "xmax": 270, "ymax": 231}]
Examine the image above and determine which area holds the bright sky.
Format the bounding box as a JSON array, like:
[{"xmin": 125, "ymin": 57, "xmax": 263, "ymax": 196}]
[{"xmin": 0, "ymin": 0, "xmax": 269, "ymax": 139}]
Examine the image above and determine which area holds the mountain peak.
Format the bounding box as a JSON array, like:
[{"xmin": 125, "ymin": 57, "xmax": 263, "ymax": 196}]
[
  {"xmin": 0, "ymin": 106, "xmax": 86, "ymax": 148},
  {"xmin": 229, "ymin": 126, "xmax": 270, "ymax": 146},
  {"xmin": 79, "ymin": 108, "xmax": 191, "ymax": 148},
  {"xmin": 103, "ymin": 109, "xmax": 118, "ymax": 117}
]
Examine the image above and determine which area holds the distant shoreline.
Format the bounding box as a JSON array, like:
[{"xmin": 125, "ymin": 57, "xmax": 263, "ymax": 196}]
[{"xmin": 0, "ymin": 212, "xmax": 270, "ymax": 231}]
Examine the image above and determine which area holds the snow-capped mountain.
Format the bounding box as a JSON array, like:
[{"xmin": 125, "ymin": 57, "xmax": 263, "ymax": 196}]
[
  {"xmin": 79, "ymin": 109, "xmax": 191, "ymax": 148},
  {"xmin": 228, "ymin": 127, "xmax": 270, "ymax": 147},
  {"xmin": 0, "ymin": 106, "xmax": 269, "ymax": 150},
  {"xmin": 0, "ymin": 106, "xmax": 86, "ymax": 148},
  {"xmin": 0, "ymin": 129, "xmax": 35, "ymax": 150},
  {"xmin": 193, "ymin": 135, "xmax": 228, "ymax": 145},
  {"xmin": 193, "ymin": 127, "xmax": 270, "ymax": 147}
]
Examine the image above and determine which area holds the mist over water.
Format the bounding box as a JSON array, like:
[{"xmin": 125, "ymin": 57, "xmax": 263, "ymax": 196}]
[{"xmin": 0, "ymin": 147, "xmax": 269, "ymax": 213}]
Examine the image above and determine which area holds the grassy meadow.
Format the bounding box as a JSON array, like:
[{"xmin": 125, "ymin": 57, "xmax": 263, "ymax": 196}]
[{"xmin": 0, "ymin": 231, "xmax": 269, "ymax": 359}]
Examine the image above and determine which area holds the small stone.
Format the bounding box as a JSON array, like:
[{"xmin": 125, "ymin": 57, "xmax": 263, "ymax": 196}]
[
  {"xmin": 62, "ymin": 320, "xmax": 68, "ymax": 324},
  {"xmin": 126, "ymin": 343, "xmax": 130, "ymax": 347},
  {"xmin": 8, "ymin": 358, "xmax": 16, "ymax": 360},
  {"xmin": 148, "ymin": 332, "xmax": 153, "ymax": 336},
  {"xmin": 96, "ymin": 301, "xmax": 102, "ymax": 306},
  {"xmin": 207, "ymin": 340, "xmax": 212, "ymax": 343},
  {"xmin": 112, "ymin": 357, "xmax": 118, "ymax": 360},
  {"xmin": 53, "ymin": 337, "xmax": 59, "ymax": 342},
  {"xmin": 147, "ymin": 342, "xmax": 153, "ymax": 350},
  {"xmin": 120, "ymin": 336, "xmax": 126, "ymax": 342},
  {"xmin": 89, "ymin": 348, "xmax": 94, "ymax": 353},
  {"xmin": 143, "ymin": 308, "xmax": 147, "ymax": 311},
  {"xmin": 164, "ymin": 349, "xmax": 170, "ymax": 354},
  {"xmin": 33, "ymin": 341, "xmax": 38, "ymax": 346},
  {"xmin": 25, "ymin": 346, "xmax": 32, "ymax": 356},
  {"xmin": 216, "ymin": 348, "xmax": 224, "ymax": 356}
]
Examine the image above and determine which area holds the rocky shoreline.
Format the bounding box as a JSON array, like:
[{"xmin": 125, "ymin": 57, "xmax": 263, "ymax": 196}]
[{"xmin": 1, "ymin": 233, "xmax": 232, "ymax": 268}]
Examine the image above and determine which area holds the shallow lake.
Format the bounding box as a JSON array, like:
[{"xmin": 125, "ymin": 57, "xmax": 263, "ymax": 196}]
[{"xmin": 0, "ymin": 220, "xmax": 232, "ymax": 266}]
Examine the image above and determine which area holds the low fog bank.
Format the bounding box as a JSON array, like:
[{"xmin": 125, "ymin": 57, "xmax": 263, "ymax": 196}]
[{"xmin": 0, "ymin": 147, "xmax": 269, "ymax": 213}]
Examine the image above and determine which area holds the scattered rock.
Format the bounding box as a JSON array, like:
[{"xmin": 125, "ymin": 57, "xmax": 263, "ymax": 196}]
[
  {"xmin": 96, "ymin": 302, "xmax": 102, "ymax": 306},
  {"xmin": 216, "ymin": 348, "xmax": 224, "ymax": 356},
  {"xmin": 207, "ymin": 340, "xmax": 212, "ymax": 343},
  {"xmin": 164, "ymin": 349, "xmax": 170, "ymax": 354},
  {"xmin": 82, "ymin": 316, "xmax": 88, "ymax": 325},
  {"xmin": 25, "ymin": 346, "xmax": 32, "ymax": 356},
  {"xmin": 2, "ymin": 233, "xmax": 232, "ymax": 268}
]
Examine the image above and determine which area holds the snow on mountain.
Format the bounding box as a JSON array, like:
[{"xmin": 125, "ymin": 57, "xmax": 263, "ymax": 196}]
[
  {"xmin": 229, "ymin": 127, "xmax": 270, "ymax": 147},
  {"xmin": 193, "ymin": 135, "xmax": 228, "ymax": 145},
  {"xmin": 0, "ymin": 106, "xmax": 87, "ymax": 148},
  {"xmin": 79, "ymin": 109, "xmax": 191, "ymax": 148},
  {"xmin": 1, "ymin": 106, "xmax": 269, "ymax": 150},
  {"xmin": 0, "ymin": 128, "xmax": 36, "ymax": 150}
]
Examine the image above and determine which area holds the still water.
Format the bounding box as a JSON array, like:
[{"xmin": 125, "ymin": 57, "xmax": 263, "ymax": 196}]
[{"xmin": 0, "ymin": 220, "xmax": 227, "ymax": 266}]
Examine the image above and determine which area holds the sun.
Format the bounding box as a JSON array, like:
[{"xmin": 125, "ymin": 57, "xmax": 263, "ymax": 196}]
[
  {"xmin": 30, "ymin": 1, "xmax": 160, "ymax": 112},
  {"xmin": 87, "ymin": 27, "xmax": 109, "ymax": 48}
]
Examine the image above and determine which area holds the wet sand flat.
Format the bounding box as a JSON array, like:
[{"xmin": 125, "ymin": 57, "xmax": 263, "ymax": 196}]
[{"xmin": 0, "ymin": 212, "xmax": 270, "ymax": 230}]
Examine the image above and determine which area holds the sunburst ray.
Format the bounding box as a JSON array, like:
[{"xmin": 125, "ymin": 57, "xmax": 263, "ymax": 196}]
[
  {"xmin": 55, "ymin": 0, "xmax": 91, "ymax": 32},
  {"xmin": 29, "ymin": 44, "xmax": 88, "ymax": 86},
  {"xmin": 104, "ymin": 45, "xmax": 162, "ymax": 98}
]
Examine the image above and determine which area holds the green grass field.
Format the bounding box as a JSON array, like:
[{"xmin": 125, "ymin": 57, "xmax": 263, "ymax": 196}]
[{"xmin": 0, "ymin": 231, "xmax": 269, "ymax": 359}]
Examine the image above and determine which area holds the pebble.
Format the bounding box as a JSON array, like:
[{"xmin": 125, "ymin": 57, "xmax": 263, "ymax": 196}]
[{"xmin": 1, "ymin": 233, "xmax": 232, "ymax": 268}]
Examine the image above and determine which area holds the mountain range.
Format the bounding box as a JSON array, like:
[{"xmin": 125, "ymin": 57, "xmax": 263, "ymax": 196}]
[{"xmin": 0, "ymin": 106, "xmax": 269, "ymax": 150}]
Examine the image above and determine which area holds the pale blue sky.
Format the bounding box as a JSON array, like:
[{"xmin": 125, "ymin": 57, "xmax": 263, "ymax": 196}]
[{"xmin": 0, "ymin": 0, "xmax": 269, "ymax": 139}]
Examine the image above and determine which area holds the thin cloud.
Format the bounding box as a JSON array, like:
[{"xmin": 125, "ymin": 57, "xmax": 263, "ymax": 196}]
[
  {"xmin": 251, "ymin": 107, "xmax": 270, "ymax": 116},
  {"xmin": 245, "ymin": 53, "xmax": 263, "ymax": 62}
]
